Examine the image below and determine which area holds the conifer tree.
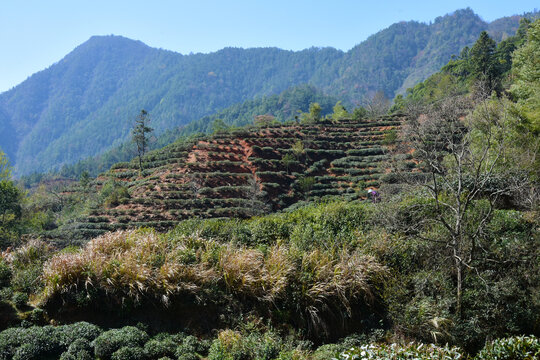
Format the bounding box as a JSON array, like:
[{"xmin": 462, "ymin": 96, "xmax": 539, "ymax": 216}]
[
  {"xmin": 470, "ymin": 31, "xmax": 500, "ymax": 94},
  {"xmin": 132, "ymin": 110, "xmax": 153, "ymax": 172}
]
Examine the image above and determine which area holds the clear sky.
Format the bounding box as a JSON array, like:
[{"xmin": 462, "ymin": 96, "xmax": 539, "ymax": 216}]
[{"xmin": 0, "ymin": 0, "xmax": 537, "ymax": 92}]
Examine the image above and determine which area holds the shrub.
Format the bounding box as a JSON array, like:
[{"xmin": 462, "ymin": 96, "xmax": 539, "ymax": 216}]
[
  {"xmin": 1, "ymin": 326, "xmax": 63, "ymax": 360},
  {"xmin": 207, "ymin": 329, "xmax": 290, "ymax": 360},
  {"xmin": 336, "ymin": 342, "xmax": 464, "ymax": 359},
  {"xmin": 12, "ymin": 292, "xmax": 28, "ymax": 308},
  {"xmin": 175, "ymin": 345, "xmax": 199, "ymax": 360},
  {"xmin": 93, "ymin": 326, "xmax": 149, "ymax": 360},
  {"xmin": 0, "ymin": 327, "xmax": 25, "ymax": 359},
  {"xmin": 249, "ymin": 332, "xmax": 281, "ymax": 360},
  {"xmin": 59, "ymin": 338, "xmax": 93, "ymax": 360},
  {"xmin": 475, "ymin": 335, "xmax": 540, "ymax": 360},
  {"xmin": 208, "ymin": 330, "xmax": 246, "ymax": 360},
  {"xmin": 0, "ymin": 287, "xmax": 13, "ymax": 301},
  {"xmin": 28, "ymin": 308, "xmax": 45, "ymax": 324},
  {"xmin": 100, "ymin": 181, "xmax": 130, "ymax": 208},
  {"xmin": 311, "ymin": 343, "xmax": 342, "ymax": 360},
  {"xmin": 59, "ymin": 322, "xmax": 102, "ymax": 346},
  {"xmin": 0, "ymin": 261, "xmax": 11, "ymax": 288},
  {"xmin": 111, "ymin": 346, "xmax": 145, "ymax": 360},
  {"xmin": 9, "ymin": 239, "xmax": 52, "ymax": 294},
  {"xmin": 183, "ymin": 335, "xmax": 208, "ymax": 355},
  {"xmin": 144, "ymin": 336, "xmax": 177, "ymax": 359},
  {"xmin": 12, "ymin": 343, "xmax": 38, "ymax": 360}
]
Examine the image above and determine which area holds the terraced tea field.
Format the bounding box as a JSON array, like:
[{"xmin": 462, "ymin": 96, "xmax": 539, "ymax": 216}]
[{"xmin": 77, "ymin": 115, "xmax": 411, "ymax": 235}]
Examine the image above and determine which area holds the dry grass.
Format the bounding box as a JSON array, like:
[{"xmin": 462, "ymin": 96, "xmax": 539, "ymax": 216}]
[
  {"xmin": 42, "ymin": 229, "xmax": 387, "ymax": 333},
  {"xmin": 3, "ymin": 238, "xmax": 54, "ymax": 265},
  {"xmin": 300, "ymin": 249, "xmax": 387, "ymax": 334}
]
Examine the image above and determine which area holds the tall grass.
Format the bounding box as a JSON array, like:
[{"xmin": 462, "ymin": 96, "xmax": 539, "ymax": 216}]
[{"xmin": 42, "ymin": 228, "xmax": 387, "ymax": 336}]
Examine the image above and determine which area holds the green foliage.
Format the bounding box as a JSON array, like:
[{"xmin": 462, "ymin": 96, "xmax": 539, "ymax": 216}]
[
  {"xmin": 352, "ymin": 106, "xmax": 368, "ymax": 120},
  {"xmin": 469, "ymin": 31, "xmax": 501, "ymax": 92},
  {"xmin": 381, "ymin": 130, "xmax": 398, "ymax": 145},
  {"xmin": 7, "ymin": 239, "xmax": 53, "ymax": 295},
  {"xmin": 393, "ymin": 14, "xmax": 538, "ymax": 111},
  {"xmin": 143, "ymin": 335, "xmax": 177, "ymax": 359},
  {"xmin": 93, "ymin": 326, "xmax": 149, "ymax": 360},
  {"xmin": 0, "ymin": 260, "xmax": 11, "ymax": 288},
  {"xmin": 0, "ymin": 152, "xmax": 11, "ymax": 181},
  {"xmin": 336, "ymin": 343, "xmax": 464, "ymax": 360},
  {"xmin": 296, "ymin": 176, "xmax": 315, "ymax": 194},
  {"xmin": 58, "ymin": 322, "xmax": 102, "ymax": 346},
  {"xmin": 475, "ymin": 335, "xmax": 540, "ymax": 360},
  {"xmin": 11, "ymin": 292, "xmax": 28, "ymax": 308},
  {"xmin": 132, "ymin": 109, "xmax": 154, "ymax": 171},
  {"xmin": 111, "ymin": 346, "xmax": 145, "ymax": 360},
  {"xmin": 331, "ymin": 101, "xmax": 349, "ymax": 120},
  {"xmin": 208, "ymin": 329, "xmax": 287, "ymax": 360},
  {"xmin": 212, "ymin": 119, "xmax": 229, "ymax": 134},
  {"xmin": 100, "ymin": 180, "xmax": 130, "ymax": 208},
  {"xmin": 511, "ymin": 19, "xmax": 540, "ymax": 133},
  {"xmin": 0, "ymin": 175, "xmax": 23, "ymax": 248},
  {"xmin": 59, "ymin": 338, "xmax": 93, "ymax": 360},
  {"xmin": 0, "ymin": 325, "xmax": 63, "ymax": 360}
]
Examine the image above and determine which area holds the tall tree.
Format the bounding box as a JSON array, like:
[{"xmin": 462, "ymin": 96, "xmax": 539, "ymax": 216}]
[
  {"xmin": 469, "ymin": 31, "xmax": 500, "ymax": 94},
  {"xmin": 510, "ymin": 19, "xmax": 540, "ymax": 134},
  {"xmin": 0, "ymin": 152, "xmax": 22, "ymax": 248},
  {"xmin": 300, "ymin": 103, "xmax": 322, "ymax": 123},
  {"xmin": 396, "ymin": 95, "xmax": 529, "ymax": 317},
  {"xmin": 331, "ymin": 101, "xmax": 349, "ymax": 120},
  {"xmin": 132, "ymin": 110, "xmax": 153, "ymax": 172},
  {"xmin": 364, "ymin": 91, "xmax": 390, "ymax": 117}
]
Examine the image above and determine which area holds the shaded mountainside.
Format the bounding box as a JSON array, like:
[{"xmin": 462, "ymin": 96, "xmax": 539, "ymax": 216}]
[
  {"xmin": 58, "ymin": 116, "xmax": 406, "ymax": 240},
  {"xmin": 1, "ymin": 8, "xmax": 535, "ymax": 175}
]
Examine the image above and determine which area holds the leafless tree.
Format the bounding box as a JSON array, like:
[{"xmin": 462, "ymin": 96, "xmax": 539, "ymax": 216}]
[
  {"xmin": 364, "ymin": 90, "xmax": 391, "ymax": 118},
  {"xmin": 244, "ymin": 177, "xmax": 270, "ymax": 216},
  {"xmin": 392, "ymin": 95, "xmax": 530, "ymax": 317}
]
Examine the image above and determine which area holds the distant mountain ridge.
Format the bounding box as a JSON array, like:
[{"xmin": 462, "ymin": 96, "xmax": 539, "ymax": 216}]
[{"xmin": 0, "ymin": 8, "xmax": 535, "ymax": 175}]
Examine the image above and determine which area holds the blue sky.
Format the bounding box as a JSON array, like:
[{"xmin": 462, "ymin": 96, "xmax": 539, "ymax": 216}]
[{"xmin": 0, "ymin": 0, "xmax": 537, "ymax": 92}]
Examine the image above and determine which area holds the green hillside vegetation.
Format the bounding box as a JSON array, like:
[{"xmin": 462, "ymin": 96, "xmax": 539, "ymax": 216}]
[
  {"xmin": 0, "ymin": 16, "xmax": 538, "ymax": 360},
  {"xmin": 44, "ymin": 84, "xmax": 339, "ymax": 180},
  {"xmin": 393, "ymin": 17, "xmax": 535, "ymax": 106},
  {"xmin": 1, "ymin": 8, "xmax": 537, "ymax": 176},
  {"xmin": 42, "ymin": 113, "xmax": 403, "ymax": 242}
]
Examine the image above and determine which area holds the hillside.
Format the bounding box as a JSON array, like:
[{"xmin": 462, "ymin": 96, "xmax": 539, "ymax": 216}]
[
  {"xmin": 55, "ymin": 84, "xmax": 339, "ymax": 179},
  {"xmin": 1, "ymin": 8, "xmax": 534, "ymax": 176},
  {"xmin": 54, "ymin": 115, "xmax": 405, "ymax": 240},
  {"xmin": 0, "ymin": 18, "xmax": 538, "ymax": 360}
]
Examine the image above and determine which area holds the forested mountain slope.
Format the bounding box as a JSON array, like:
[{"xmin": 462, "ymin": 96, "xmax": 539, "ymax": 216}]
[
  {"xmin": 0, "ymin": 8, "xmax": 535, "ymax": 175},
  {"xmin": 55, "ymin": 84, "xmax": 339, "ymax": 178}
]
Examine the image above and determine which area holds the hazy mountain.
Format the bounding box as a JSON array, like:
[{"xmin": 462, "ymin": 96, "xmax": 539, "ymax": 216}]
[{"xmin": 0, "ymin": 8, "xmax": 534, "ymax": 175}]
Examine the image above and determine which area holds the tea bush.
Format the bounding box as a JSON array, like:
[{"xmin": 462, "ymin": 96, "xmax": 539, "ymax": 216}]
[
  {"xmin": 59, "ymin": 338, "xmax": 93, "ymax": 360},
  {"xmin": 58, "ymin": 322, "xmax": 102, "ymax": 346},
  {"xmin": 110, "ymin": 346, "xmax": 145, "ymax": 360},
  {"xmin": 0, "ymin": 325, "xmax": 63, "ymax": 360},
  {"xmin": 475, "ymin": 335, "xmax": 540, "ymax": 360},
  {"xmin": 336, "ymin": 342, "xmax": 464, "ymax": 360},
  {"xmin": 93, "ymin": 326, "xmax": 149, "ymax": 360}
]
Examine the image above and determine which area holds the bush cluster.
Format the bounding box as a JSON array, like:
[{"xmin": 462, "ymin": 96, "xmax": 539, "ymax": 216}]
[{"xmin": 0, "ymin": 323, "xmax": 212, "ymax": 360}]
